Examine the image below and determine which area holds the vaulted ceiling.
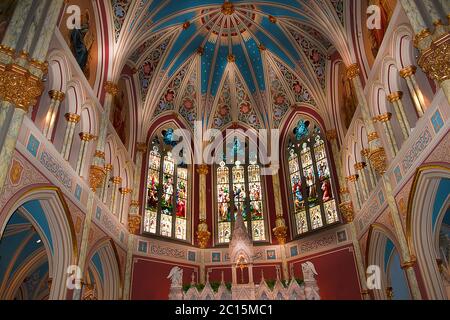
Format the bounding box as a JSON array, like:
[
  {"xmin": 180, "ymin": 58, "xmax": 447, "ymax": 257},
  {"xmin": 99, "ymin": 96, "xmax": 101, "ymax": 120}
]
[{"xmin": 110, "ymin": 0, "xmax": 348, "ymax": 133}]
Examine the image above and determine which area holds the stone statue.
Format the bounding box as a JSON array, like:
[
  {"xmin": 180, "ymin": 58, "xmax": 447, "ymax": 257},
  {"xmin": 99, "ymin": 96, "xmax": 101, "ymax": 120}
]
[
  {"xmin": 167, "ymin": 266, "xmax": 184, "ymax": 300},
  {"xmin": 301, "ymin": 261, "xmax": 321, "ymax": 300},
  {"xmin": 168, "ymin": 266, "xmax": 183, "ymax": 287}
]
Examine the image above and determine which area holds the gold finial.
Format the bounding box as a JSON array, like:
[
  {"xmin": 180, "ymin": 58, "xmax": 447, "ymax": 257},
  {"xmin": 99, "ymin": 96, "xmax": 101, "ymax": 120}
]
[
  {"xmin": 222, "ymin": 1, "xmax": 235, "ymax": 15},
  {"xmin": 346, "ymin": 63, "xmax": 360, "ymax": 79}
]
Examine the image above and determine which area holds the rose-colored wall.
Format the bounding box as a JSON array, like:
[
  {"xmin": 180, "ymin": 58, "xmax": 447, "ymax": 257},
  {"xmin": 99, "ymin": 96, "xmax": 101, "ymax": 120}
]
[{"xmin": 289, "ymin": 245, "xmax": 362, "ymax": 300}]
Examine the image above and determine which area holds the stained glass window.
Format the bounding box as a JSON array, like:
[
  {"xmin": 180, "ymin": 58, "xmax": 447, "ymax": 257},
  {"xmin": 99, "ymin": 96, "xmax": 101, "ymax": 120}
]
[
  {"xmin": 287, "ymin": 120, "xmax": 340, "ymax": 237},
  {"xmin": 216, "ymin": 138, "xmax": 268, "ymax": 244},
  {"xmin": 144, "ymin": 130, "xmax": 189, "ymax": 241}
]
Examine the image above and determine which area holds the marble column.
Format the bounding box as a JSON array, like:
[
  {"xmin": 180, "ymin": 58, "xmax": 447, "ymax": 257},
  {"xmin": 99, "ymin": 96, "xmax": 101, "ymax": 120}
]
[
  {"xmin": 374, "ymin": 113, "xmax": 399, "ymax": 156},
  {"xmin": 130, "ymin": 143, "xmax": 147, "ymax": 216},
  {"xmin": 196, "ymin": 164, "xmax": 211, "ymax": 249},
  {"xmin": 399, "ymin": 66, "xmax": 426, "ymax": 118},
  {"xmin": 346, "ymin": 64, "xmax": 387, "ymax": 176},
  {"xmin": 110, "ymin": 176, "xmax": 122, "ymax": 216},
  {"xmin": 119, "ymin": 188, "xmax": 132, "ymax": 225},
  {"xmin": 76, "ymin": 132, "xmax": 95, "ymax": 175},
  {"xmin": 89, "ymin": 82, "xmax": 118, "ymax": 192},
  {"xmin": 101, "ymin": 164, "xmax": 113, "ymax": 203},
  {"xmin": 382, "ymin": 175, "xmax": 422, "ymax": 300},
  {"xmin": 354, "ymin": 162, "xmax": 370, "ymax": 199},
  {"xmin": 122, "ymin": 234, "xmax": 136, "ymax": 299},
  {"xmin": 61, "ymin": 113, "xmax": 80, "ymax": 160},
  {"xmin": 387, "ymin": 92, "xmax": 410, "ymax": 140},
  {"xmin": 43, "ymin": 90, "xmax": 65, "ymax": 140}
]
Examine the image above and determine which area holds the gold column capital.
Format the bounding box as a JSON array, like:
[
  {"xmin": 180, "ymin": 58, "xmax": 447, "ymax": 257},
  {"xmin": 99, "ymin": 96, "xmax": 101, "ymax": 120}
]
[
  {"xmin": 326, "ymin": 129, "xmax": 338, "ymax": 141},
  {"xmin": 104, "ymin": 164, "xmax": 113, "ymax": 172},
  {"xmin": 128, "ymin": 214, "xmax": 142, "ymax": 235},
  {"xmin": 112, "ymin": 176, "xmax": 122, "ymax": 185},
  {"xmin": 65, "ymin": 113, "xmax": 80, "ymax": 123},
  {"xmin": 346, "ymin": 175, "xmax": 359, "ymax": 183},
  {"xmin": 368, "ymin": 147, "xmax": 387, "ymax": 175},
  {"xmin": 89, "ymin": 165, "xmax": 106, "ymax": 192},
  {"xmin": 373, "ymin": 112, "xmax": 393, "ymax": 123},
  {"xmin": 401, "ymin": 256, "xmax": 417, "ymax": 269},
  {"xmin": 339, "ymin": 202, "xmax": 354, "ymax": 223},
  {"xmin": 0, "ymin": 63, "xmax": 44, "ymax": 111},
  {"xmin": 399, "ymin": 65, "xmax": 417, "ymax": 78},
  {"xmin": 417, "ymin": 33, "xmax": 450, "ymax": 84},
  {"xmin": 104, "ymin": 81, "xmax": 119, "ymax": 96},
  {"xmin": 94, "ymin": 150, "xmax": 105, "ymax": 159},
  {"xmin": 354, "ymin": 162, "xmax": 367, "ymax": 171},
  {"xmin": 79, "ymin": 132, "xmax": 96, "ymax": 142},
  {"xmin": 136, "ymin": 142, "xmax": 147, "ymax": 153},
  {"xmin": 361, "ymin": 148, "xmax": 371, "ymax": 158},
  {"xmin": 367, "ymin": 132, "xmax": 379, "ymax": 142},
  {"xmin": 387, "ymin": 91, "xmax": 403, "ymax": 103},
  {"xmin": 414, "ymin": 28, "xmax": 432, "ymax": 48},
  {"xmin": 130, "ymin": 200, "xmax": 140, "ymax": 208},
  {"xmin": 227, "ymin": 54, "xmax": 235, "ymax": 62},
  {"xmin": 48, "ymin": 90, "xmax": 65, "ymax": 102},
  {"xmin": 197, "ymin": 164, "xmax": 209, "ymax": 175},
  {"xmin": 119, "ymin": 187, "xmax": 132, "ymax": 195},
  {"xmin": 339, "ymin": 187, "xmax": 350, "ymax": 194},
  {"xmin": 346, "ymin": 63, "xmax": 360, "ymax": 79},
  {"xmin": 0, "ymin": 44, "xmax": 15, "ymax": 57}
]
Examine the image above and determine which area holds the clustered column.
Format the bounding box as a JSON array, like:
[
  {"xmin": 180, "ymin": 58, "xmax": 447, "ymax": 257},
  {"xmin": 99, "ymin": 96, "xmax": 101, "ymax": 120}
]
[
  {"xmin": 43, "ymin": 90, "xmax": 65, "ymax": 140},
  {"xmin": 128, "ymin": 142, "xmax": 147, "ymax": 235},
  {"xmin": 61, "ymin": 113, "xmax": 80, "ymax": 160},
  {"xmin": 119, "ymin": 187, "xmax": 132, "ymax": 225},
  {"xmin": 100, "ymin": 164, "xmax": 113, "ymax": 203},
  {"xmin": 354, "ymin": 162, "xmax": 370, "ymax": 199}
]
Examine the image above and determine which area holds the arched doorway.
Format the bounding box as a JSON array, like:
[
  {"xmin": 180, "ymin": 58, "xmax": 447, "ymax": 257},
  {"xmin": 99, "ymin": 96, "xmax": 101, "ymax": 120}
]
[
  {"xmin": 366, "ymin": 224, "xmax": 412, "ymax": 300},
  {"xmin": 0, "ymin": 187, "xmax": 77, "ymax": 300},
  {"xmin": 407, "ymin": 166, "xmax": 450, "ymax": 299}
]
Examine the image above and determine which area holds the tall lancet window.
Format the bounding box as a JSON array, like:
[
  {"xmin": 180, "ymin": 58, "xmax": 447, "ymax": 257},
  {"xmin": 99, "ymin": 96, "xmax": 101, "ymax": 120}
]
[
  {"xmin": 287, "ymin": 119, "xmax": 340, "ymax": 237},
  {"xmin": 216, "ymin": 138, "xmax": 268, "ymax": 244},
  {"xmin": 144, "ymin": 129, "xmax": 189, "ymax": 241}
]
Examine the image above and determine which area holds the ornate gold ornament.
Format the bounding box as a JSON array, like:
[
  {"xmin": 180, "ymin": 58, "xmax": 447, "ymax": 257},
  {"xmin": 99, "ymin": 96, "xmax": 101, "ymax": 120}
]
[
  {"xmin": 339, "ymin": 202, "xmax": 354, "ymax": 223},
  {"xmin": 399, "ymin": 65, "xmax": 417, "ymax": 78},
  {"xmin": 119, "ymin": 187, "xmax": 132, "ymax": 195},
  {"xmin": 0, "ymin": 63, "xmax": 44, "ymax": 111},
  {"xmin": 367, "ymin": 132, "xmax": 379, "ymax": 142},
  {"xmin": 368, "ymin": 147, "xmax": 387, "ymax": 175},
  {"xmin": 258, "ymin": 43, "xmax": 266, "ymax": 51},
  {"xmin": 417, "ymin": 33, "xmax": 450, "ymax": 84},
  {"xmin": 387, "ymin": 91, "xmax": 403, "ymax": 103},
  {"xmin": 65, "ymin": 112, "xmax": 80, "ymax": 123},
  {"xmin": 29, "ymin": 58, "xmax": 48, "ymax": 75},
  {"xmin": 227, "ymin": 54, "xmax": 235, "ymax": 62},
  {"xmin": 268, "ymin": 15, "xmax": 277, "ymax": 23},
  {"xmin": 326, "ymin": 129, "xmax": 337, "ymax": 141},
  {"xmin": 373, "ymin": 112, "xmax": 392, "ymax": 123},
  {"xmin": 361, "ymin": 148, "xmax": 371, "ymax": 158},
  {"xmin": 79, "ymin": 132, "xmax": 96, "ymax": 142},
  {"xmin": 346, "ymin": 63, "xmax": 360, "ymax": 79},
  {"xmin": 0, "ymin": 44, "xmax": 15, "ymax": 58},
  {"xmin": 272, "ymin": 216, "xmax": 288, "ymax": 245},
  {"xmin": 414, "ymin": 28, "xmax": 431, "ymax": 48},
  {"xmin": 130, "ymin": 200, "xmax": 140, "ymax": 208},
  {"xmin": 104, "ymin": 81, "xmax": 119, "ymax": 96},
  {"xmin": 339, "ymin": 187, "xmax": 350, "ymax": 195},
  {"xmin": 136, "ymin": 142, "xmax": 147, "ymax": 153},
  {"xmin": 196, "ymin": 164, "xmax": 209, "ymax": 175},
  {"xmin": 346, "ymin": 175, "xmax": 359, "ymax": 183},
  {"xmin": 182, "ymin": 21, "xmax": 191, "ymax": 30},
  {"xmin": 112, "ymin": 176, "xmax": 122, "ymax": 185},
  {"xmin": 222, "ymin": 1, "xmax": 235, "ymax": 15},
  {"xmin": 49, "ymin": 90, "xmax": 65, "ymax": 102},
  {"xmin": 196, "ymin": 220, "xmax": 210, "ymax": 249},
  {"xmin": 89, "ymin": 165, "xmax": 106, "ymax": 191},
  {"xmin": 400, "ymin": 256, "xmax": 417, "ymax": 270},
  {"xmin": 94, "ymin": 150, "xmax": 105, "ymax": 159},
  {"xmin": 197, "ymin": 46, "xmax": 205, "ymax": 56},
  {"xmin": 128, "ymin": 214, "xmax": 142, "ymax": 234},
  {"xmin": 104, "ymin": 163, "xmax": 113, "ymax": 172},
  {"xmin": 354, "ymin": 162, "xmax": 367, "ymax": 171}
]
